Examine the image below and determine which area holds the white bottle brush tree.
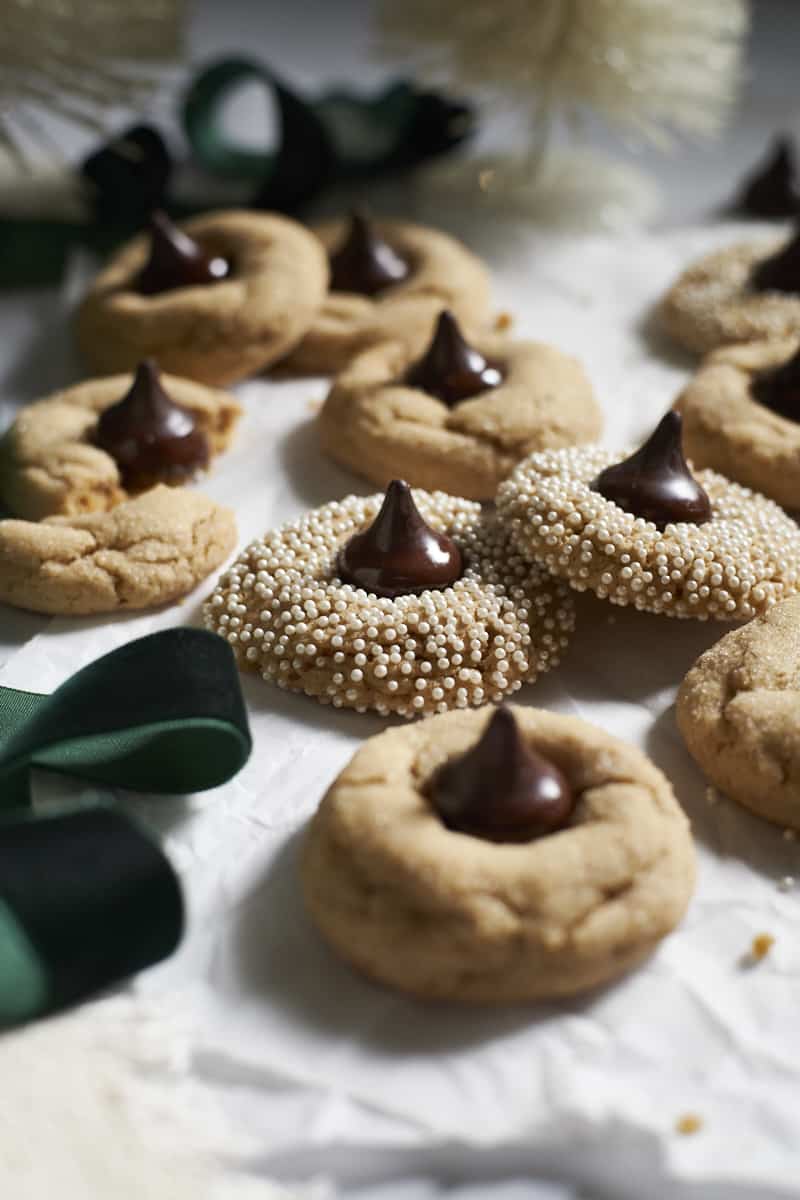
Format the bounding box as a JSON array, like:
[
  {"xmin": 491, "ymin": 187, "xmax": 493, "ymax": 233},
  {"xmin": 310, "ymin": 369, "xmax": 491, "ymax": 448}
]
[{"xmin": 378, "ymin": 0, "xmax": 750, "ymax": 227}]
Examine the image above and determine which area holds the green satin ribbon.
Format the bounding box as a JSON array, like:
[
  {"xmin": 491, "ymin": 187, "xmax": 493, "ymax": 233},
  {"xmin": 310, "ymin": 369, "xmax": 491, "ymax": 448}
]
[{"xmin": 0, "ymin": 628, "xmax": 252, "ymax": 1027}]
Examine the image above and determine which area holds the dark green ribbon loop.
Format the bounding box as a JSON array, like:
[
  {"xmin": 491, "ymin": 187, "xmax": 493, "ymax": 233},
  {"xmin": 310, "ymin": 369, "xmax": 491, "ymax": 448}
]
[
  {"xmin": 0, "ymin": 627, "xmax": 251, "ymax": 808},
  {"xmin": 0, "ymin": 628, "xmax": 252, "ymax": 1027}
]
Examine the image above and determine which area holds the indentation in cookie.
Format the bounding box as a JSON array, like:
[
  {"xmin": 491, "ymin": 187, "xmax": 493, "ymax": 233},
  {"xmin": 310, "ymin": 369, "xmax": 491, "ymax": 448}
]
[
  {"xmin": 405, "ymin": 310, "xmax": 503, "ymax": 406},
  {"xmin": 751, "ymin": 223, "xmax": 800, "ymax": 295},
  {"xmin": 337, "ymin": 478, "xmax": 463, "ymax": 598},
  {"xmin": 591, "ymin": 412, "xmax": 711, "ymax": 529},
  {"xmin": 136, "ymin": 210, "xmax": 230, "ymax": 295},
  {"xmin": 329, "ymin": 211, "xmax": 410, "ymax": 296},
  {"xmin": 428, "ymin": 706, "xmax": 574, "ymax": 841},
  {"xmin": 93, "ymin": 359, "xmax": 210, "ymax": 490}
]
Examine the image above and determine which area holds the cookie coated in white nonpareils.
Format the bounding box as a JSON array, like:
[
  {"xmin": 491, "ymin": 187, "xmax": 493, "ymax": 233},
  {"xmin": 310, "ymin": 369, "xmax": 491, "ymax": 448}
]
[
  {"xmin": 203, "ymin": 490, "xmax": 575, "ymax": 717},
  {"xmin": 497, "ymin": 444, "xmax": 800, "ymax": 621}
]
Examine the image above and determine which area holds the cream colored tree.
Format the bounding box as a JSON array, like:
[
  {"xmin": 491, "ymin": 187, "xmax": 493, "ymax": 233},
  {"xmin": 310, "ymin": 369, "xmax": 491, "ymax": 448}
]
[
  {"xmin": 378, "ymin": 0, "xmax": 750, "ymax": 225},
  {"xmin": 0, "ymin": 0, "xmax": 183, "ymax": 160}
]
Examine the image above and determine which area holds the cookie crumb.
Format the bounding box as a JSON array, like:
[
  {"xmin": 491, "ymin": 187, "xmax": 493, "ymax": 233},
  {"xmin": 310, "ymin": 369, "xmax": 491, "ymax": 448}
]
[
  {"xmin": 675, "ymin": 1113, "xmax": 703, "ymax": 1136},
  {"xmin": 705, "ymin": 785, "xmax": 719, "ymax": 806},
  {"xmin": 478, "ymin": 169, "xmax": 495, "ymax": 192},
  {"xmin": 494, "ymin": 311, "xmax": 514, "ymax": 332},
  {"xmin": 751, "ymin": 933, "xmax": 775, "ymax": 960},
  {"xmin": 783, "ymin": 828, "xmax": 797, "ymax": 841},
  {"xmin": 777, "ymin": 875, "xmax": 795, "ymax": 892}
]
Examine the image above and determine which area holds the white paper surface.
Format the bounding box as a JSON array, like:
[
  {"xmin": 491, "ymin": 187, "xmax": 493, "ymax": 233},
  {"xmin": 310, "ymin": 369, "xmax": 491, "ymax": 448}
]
[{"xmin": 2, "ymin": 222, "xmax": 800, "ymax": 1198}]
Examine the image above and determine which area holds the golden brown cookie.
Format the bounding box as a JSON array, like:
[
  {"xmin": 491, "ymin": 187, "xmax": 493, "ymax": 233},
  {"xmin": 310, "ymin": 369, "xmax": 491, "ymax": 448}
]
[
  {"xmin": 677, "ymin": 595, "xmax": 800, "ymax": 830},
  {"xmin": 659, "ymin": 231, "xmax": 800, "ymax": 354},
  {"xmin": 283, "ymin": 215, "xmax": 492, "ymax": 375},
  {"xmin": 496, "ymin": 420, "xmax": 800, "ymax": 621},
  {"xmin": 76, "ymin": 210, "xmax": 328, "ymax": 385},
  {"xmin": 0, "ymin": 485, "xmax": 236, "ymax": 615},
  {"xmin": 0, "ymin": 366, "xmax": 241, "ymax": 521},
  {"xmin": 318, "ymin": 324, "xmax": 601, "ymax": 501},
  {"xmin": 675, "ymin": 339, "xmax": 800, "ymax": 510},
  {"xmin": 302, "ymin": 705, "xmax": 695, "ymax": 1003},
  {"xmin": 204, "ymin": 488, "xmax": 575, "ymax": 718}
]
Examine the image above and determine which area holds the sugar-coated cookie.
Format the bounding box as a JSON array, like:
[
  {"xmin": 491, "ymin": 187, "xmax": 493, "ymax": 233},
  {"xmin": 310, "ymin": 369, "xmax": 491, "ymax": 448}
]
[
  {"xmin": 659, "ymin": 227, "xmax": 800, "ymax": 354},
  {"xmin": 302, "ymin": 704, "xmax": 695, "ymax": 1003},
  {"xmin": 204, "ymin": 482, "xmax": 574, "ymax": 718},
  {"xmin": 677, "ymin": 596, "xmax": 800, "ymax": 830},
  {"xmin": 318, "ymin": 311, "xmax": 601, "ymax": 500},
  {"xmin": 0, "ymin": 362, "xmax": 241, "ymax": 521},
  {"xmin": 0, "ymin": 485, "xmax": 236, "ymax": 615},
  {"xmin": 76, "ymin": 210, "xmax": 328, "ymax": 386},
  {"xmin": 675, "ymin": 339, "xmax": 800, "ymax": 510},
  {"xmin": 284, "ymin": 213, "xmax": 492, "ymax": 375}
]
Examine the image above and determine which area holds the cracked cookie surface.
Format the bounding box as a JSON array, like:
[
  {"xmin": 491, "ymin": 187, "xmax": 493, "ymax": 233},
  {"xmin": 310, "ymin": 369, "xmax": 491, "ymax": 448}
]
[
  {"xmin": 0, "ymin": 485, "xmax": 237, "ymax": 615},
  {"xmin": 302, "ymin": 705, "xmax": 695, "ymax": 1002},
  {"xmin": 677, "ymin": 596, "xmax": 800, "ymax": 830},
  {"xmin": 284, "ymin": 218, "xmax": 492, "ymax": 375},
  {"xmin": 0, "ymin": 372, "xmax": 241, "ymax": 521},
  {"xmin": 675, "ymin": 339, "xmax": 800, "ymax": 510},
  {"xmin": 318, "ymin": 336, "xmax": 601, "ymax": 500},
  {"xmin": 76, "ymin": 210, "xmax": 328, "ymax": 385}
]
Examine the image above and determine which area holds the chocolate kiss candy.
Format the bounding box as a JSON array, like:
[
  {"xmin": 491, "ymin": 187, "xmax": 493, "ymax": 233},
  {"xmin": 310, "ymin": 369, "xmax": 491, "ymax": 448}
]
[
  {"xmin": 94, "ymin": 359, "xmax": 210, "ymax": 489},
  {"xmin": 738, "ymin": 137, "xmax": 800, "ymax": 218},
  {"xmin": 751, "ymin": 223, "xmax": 800, "ymax": 294},
  {"xmin": 405, "ymin": 310, "xmax": 503, "ymax": 406},
  {"xmin": 429, "ymin": 707, "xmax": 574, "ymax": 841},
  {"xmin": 591, "ymin": 411, "xmax": 711, "ymax": 528},
  {"xmin": 337, "ymin": 479, "xmax": 463, "ymax": 598},
  {"xmin": 137, "ymin": 210, "xmax": 229, "ymax": 295},
  {"xmin": 751, "ymin": 345, "xmax": 800, "ymax": 421},
  {"xmin": 329, "ymin": 211, "xmax": 409, "ymax": 296}
]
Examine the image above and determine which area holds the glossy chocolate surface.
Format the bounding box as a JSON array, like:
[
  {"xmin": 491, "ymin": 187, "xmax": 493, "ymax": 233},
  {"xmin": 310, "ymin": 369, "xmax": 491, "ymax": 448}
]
[
  {"xmin": 737, "ymin": 137, "xmax": 800, "ymax": 218},
  {"xmin": 136, "ymin": 210, "xmax": 229, "ymax": 295},
  {"xmin": 591, "ymin": 411, "xmax": 711, "ymax": 528},
  {"xmin": 751, "ymin": 224, "xmax": 800, "ymax": 294},
  {"xmin": 405, "ymin": 310, "xmax": 503, "ymax": 406},
  {"xmin": 336, "ymin": 479, "xmax": 463, "ymax": 597},
  {"xmin": 94, "ymin": 359, "xmax": 209, "ymax": 488},
  {"xmin": 428, "ymin": 707, "xmax": 575, "ymax": 841},
  {"xmin": 329, "ymin": 211, "xmax": 409, "ymax": 296},
  {"xmin": 751, "ymin": 345, "xmax": 800, "ymax": 421}
]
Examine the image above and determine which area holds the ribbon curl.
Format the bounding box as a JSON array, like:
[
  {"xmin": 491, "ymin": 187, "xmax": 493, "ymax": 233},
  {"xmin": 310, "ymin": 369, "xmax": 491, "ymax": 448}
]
[{"xmin": 0, "ymin": 628, "xmax": 251, "ymax": 1027}]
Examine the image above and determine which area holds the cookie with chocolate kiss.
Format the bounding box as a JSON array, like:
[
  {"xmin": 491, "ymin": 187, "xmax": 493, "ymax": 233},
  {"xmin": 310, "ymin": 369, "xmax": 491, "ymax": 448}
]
[
  {"xmin": 676, "ymin": 337, "xmax": 800, "ymax": 511},
  {"xmin": 302, "ymin": 704, "xmax": 695, "ymax": 1002},
  {"xmin": 76, "ymin": 209, "xmax": 328, "ymax": 385},
  {"xmin": 283, "ymin": 214, "xmax": 492, "ymax": 375},
  {"xmin": 660, "ymin": 224, "xmax": 800, "ymax": 355},
  {"xmin": 0, "ymin": 364, "xmax": 241, "ymax": 521},
  {"xmin": 318, "ymin": 311, "xmax": 601, "ymax": 501},
  {"xmin": 497, "ymin": 411, "xmax": 800, "ymax": 621}
]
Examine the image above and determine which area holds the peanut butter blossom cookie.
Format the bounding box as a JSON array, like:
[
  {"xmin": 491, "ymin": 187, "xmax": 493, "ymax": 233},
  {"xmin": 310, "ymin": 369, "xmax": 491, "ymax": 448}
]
[
  {"xmin": 676, "ymin": 339, "xmax": 800, "ymax": 510},
  {"xmin": 660, "ymin": 223, "xmax": 800, "ymax": 354},
  {"xmin": 302, "ymin": 704, "xmax": 695, "ymax": 1002},
  {"xmin": 0, "ymin": 485, "xmax": 236, "ymax": 616},
  {"xmin": 318, "ymin": 310, "xmax": 601, "ymax": 500},
  {"xmin": 677, "ymin": 596, "xmax": 800, "ymax": 831},
  {"xmin": 0, "ymin": 360, "xmax": 241, "ymax": 521},
  {"xmin": 204, "ymin": 479, "xmax": 574, "ymax": 717},
  {"xmin": 284, "ymin": 212, "xmax": 492, "ymax": 375},
  {"xmin": 76, "ymin": 209, "xmax": 328, "ymax": 386},
  {"xmin": 496, "ymin": 411, "xmax": 800, "ymax": 620}
]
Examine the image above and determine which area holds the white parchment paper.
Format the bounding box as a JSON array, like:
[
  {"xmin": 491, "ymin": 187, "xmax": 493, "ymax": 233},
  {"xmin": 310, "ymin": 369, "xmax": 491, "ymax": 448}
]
[{"xmin": 2, "ymin": 222, "xmax": 799, "ymax": 1198}]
